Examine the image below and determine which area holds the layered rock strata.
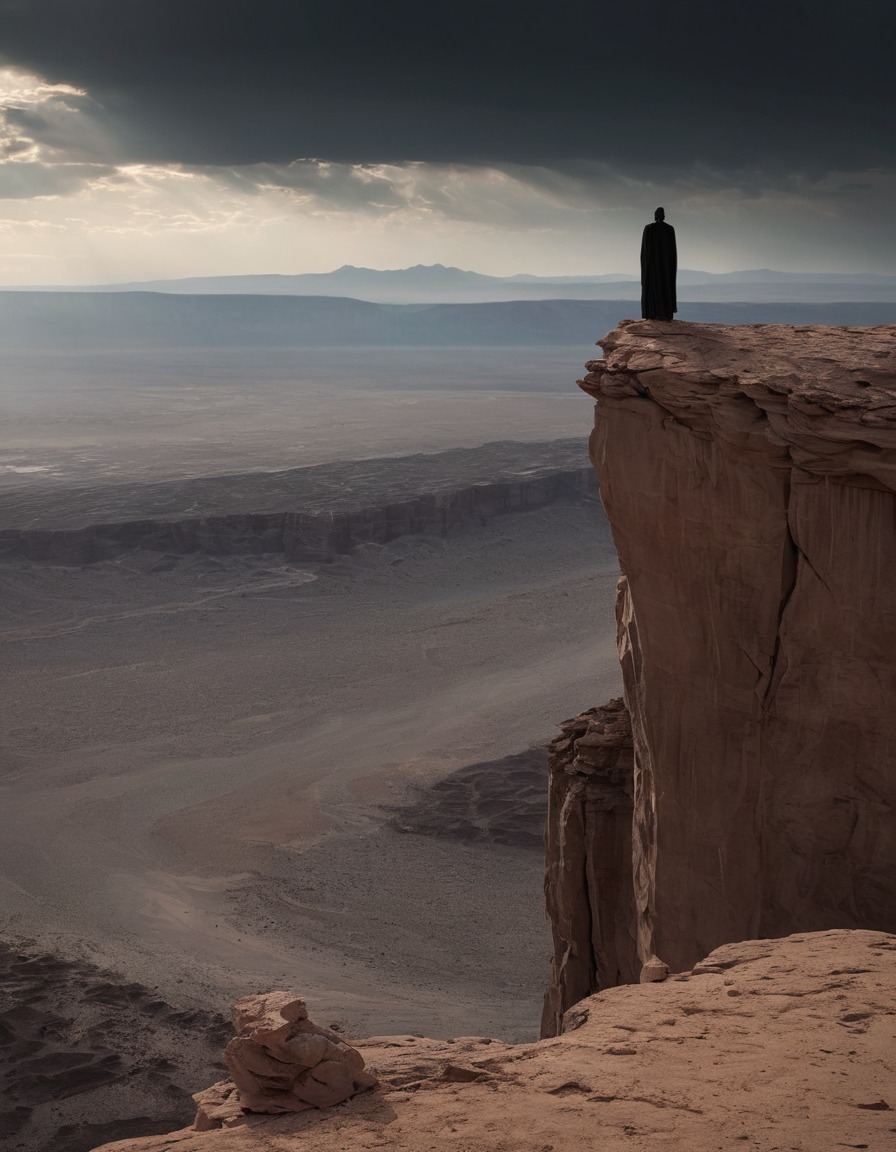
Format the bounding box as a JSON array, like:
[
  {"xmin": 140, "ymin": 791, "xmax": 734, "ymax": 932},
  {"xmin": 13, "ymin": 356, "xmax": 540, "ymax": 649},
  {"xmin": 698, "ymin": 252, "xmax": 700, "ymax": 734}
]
[
  {"xmin": 193, "ymin": 993, "xmax": 376, "ymax": 1130},
  {"xmin": 555, "ymin": 321, "xmax": 896, "ymax": 1000},
  {"xmin": 90, "ymin": 931, "xmax": 896, "ymax": 1152},
  {"xmin": 0, "ymin": 469, "xmax": 593, "ymax": 566}
]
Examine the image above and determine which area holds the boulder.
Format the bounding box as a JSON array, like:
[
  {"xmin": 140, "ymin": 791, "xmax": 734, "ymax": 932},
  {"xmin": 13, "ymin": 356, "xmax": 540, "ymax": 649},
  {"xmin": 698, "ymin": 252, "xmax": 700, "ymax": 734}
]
[{"xmin": 193, "ymin": 992, "xmax": 376, "ymax": 1128}]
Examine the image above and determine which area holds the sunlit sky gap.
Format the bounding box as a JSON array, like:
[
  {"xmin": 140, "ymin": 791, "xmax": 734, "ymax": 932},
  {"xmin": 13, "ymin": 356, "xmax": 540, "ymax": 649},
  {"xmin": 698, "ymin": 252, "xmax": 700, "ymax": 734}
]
[{"xmin": 0, "ymin": 0, "xmax": 893, "ymax": 285}]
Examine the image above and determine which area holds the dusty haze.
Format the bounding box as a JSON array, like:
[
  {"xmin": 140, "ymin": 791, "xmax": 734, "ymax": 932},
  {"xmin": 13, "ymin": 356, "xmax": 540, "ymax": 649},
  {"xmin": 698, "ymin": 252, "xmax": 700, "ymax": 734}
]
[{"xmin": 0, "ymin": 341, "xmax": 620, "ymax": 1150}]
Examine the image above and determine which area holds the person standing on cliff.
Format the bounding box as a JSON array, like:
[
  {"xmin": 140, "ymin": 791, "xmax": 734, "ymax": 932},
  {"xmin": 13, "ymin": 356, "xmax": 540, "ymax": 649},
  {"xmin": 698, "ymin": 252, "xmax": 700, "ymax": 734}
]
[{"xmin": 640, "ymin": 207, "xmax": 677, "ymax": 321}]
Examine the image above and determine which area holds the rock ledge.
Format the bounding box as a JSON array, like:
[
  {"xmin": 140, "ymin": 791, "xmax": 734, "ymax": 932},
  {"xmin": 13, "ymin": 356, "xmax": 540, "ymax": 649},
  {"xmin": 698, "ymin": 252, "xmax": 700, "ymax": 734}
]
[{"xmin": 91, "ymin": 931, "xmax": 896, "ymax": 1152}]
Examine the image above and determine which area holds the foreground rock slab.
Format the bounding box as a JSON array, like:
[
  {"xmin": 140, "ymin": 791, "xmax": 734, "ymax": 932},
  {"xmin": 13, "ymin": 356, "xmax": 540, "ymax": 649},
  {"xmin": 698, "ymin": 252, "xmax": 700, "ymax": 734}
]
[{"xmin": 92, "ymin": 930, "xmax": 896, "ymax": 1152}]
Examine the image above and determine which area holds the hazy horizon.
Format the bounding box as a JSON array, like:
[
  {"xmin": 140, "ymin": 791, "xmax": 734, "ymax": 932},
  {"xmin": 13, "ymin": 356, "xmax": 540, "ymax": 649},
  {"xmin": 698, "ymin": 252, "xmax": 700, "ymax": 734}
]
[{"xmin": 5, "ymin": 260, "xmax": 896, "ymax": 291}]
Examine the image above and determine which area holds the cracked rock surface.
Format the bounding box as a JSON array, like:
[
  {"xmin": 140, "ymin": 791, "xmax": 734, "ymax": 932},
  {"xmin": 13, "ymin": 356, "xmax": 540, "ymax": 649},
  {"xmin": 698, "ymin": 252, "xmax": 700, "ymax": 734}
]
[
  {"xmin": 89, "ymin": 930, "xmax": 896, "ymax": 1151},
  {"xmin": 578, "ymin": 321, "xmax": 896, "ymax": 975}
]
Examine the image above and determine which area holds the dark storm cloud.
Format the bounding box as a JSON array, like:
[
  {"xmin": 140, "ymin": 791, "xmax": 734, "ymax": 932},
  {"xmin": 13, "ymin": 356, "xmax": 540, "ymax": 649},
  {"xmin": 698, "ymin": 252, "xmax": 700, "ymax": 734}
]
[
  {"xmin": 215, "ymin": 160, "xmax": 409, "ymax": 212},
  {"xmin": 0, "ymin": 0, "xmax": 893, "ymax": 173}
]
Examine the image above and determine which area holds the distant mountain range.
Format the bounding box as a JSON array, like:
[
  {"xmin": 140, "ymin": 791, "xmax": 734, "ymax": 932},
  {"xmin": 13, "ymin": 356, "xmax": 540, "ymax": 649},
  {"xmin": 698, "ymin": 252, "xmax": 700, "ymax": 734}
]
[
  {"xmin": 7, "ymin": 264, "xmax": 896, "ymax": 305},
  {"xmin": 0, "ymin": 292, "xmax": 892, "ymax": 349}
]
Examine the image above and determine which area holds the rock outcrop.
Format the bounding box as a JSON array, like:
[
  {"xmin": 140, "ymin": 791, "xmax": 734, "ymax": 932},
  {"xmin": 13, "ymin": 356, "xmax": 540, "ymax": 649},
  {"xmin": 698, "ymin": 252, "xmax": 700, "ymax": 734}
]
[
  {"xmin": 90, "ymin": 930, "xmax": 896, "ymax": 1152},
  {"xmin": 191, "ymin": 993, "xmax": 376, "ymax": 1130},
  {"xmin": 543, "ymin": 321, "xmax": 896, "ymax": 1029},
  {"xmin": 541, "ymin": 699, "xmax": 638, "ymax": 1036}
]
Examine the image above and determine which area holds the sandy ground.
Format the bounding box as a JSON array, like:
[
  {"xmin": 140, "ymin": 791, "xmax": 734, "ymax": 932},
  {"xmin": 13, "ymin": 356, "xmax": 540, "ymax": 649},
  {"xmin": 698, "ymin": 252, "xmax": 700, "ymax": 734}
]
[
  {"xmin": 0, "ymin": 492, "xmax": 621, "ymax": 1151},
  {"xmin": 0, "ymin": 342, "xmax": 614, "ymax": 1149},
  {"xmin": 0, "ymin": 500, "xmax": 620, "ymax": 1027},
  {"xmin": 0, "ymin": 346, "xmax": 591, "ymax": 491}
]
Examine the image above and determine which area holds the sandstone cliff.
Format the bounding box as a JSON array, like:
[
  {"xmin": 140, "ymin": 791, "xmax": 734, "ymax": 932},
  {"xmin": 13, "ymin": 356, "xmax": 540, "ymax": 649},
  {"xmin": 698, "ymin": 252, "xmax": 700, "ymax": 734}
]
[{"xmin": 544, "ymin": 321, "xmax": 896, "ymax": 1029}]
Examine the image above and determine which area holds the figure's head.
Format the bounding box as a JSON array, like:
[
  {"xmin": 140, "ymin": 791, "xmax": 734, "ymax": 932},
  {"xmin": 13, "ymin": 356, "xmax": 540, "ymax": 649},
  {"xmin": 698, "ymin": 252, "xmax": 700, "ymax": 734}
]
[{"xmin": 654, "ymin": 207, "xmax": 665, "ymax": 222}]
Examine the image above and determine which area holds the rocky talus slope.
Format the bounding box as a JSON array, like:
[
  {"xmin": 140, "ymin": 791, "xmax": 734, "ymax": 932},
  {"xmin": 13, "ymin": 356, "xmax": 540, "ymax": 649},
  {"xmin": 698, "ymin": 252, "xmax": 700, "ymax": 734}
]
[
  {"xmin": 90, "ymin": 931, "xmax": 896, "ymax": 1151},
  {"xmin": 544, "ymin": 321, "xmax": 896, "ymax": 1027}
]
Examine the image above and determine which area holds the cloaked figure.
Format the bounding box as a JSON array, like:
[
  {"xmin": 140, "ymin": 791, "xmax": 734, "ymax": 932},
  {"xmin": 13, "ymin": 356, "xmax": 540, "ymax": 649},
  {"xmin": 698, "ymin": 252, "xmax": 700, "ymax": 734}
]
[{"xmin": 640, "ymin": 207, "xmax": 677, "ymax": 321}]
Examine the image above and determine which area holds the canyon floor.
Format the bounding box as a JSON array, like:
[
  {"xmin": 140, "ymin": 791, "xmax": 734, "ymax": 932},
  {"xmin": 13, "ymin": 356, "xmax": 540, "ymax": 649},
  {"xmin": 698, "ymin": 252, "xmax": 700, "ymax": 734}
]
[
  {"xmin": 0, "ymin": 341, "xmax": 621, "ymax": 1151},
  {"xmin": 0, "ymin": 345, "xmax": 590, "ymax": 496},
  {"xmin": 0, "ymin": 498, "xmax": 620, "ymax": 1149}
]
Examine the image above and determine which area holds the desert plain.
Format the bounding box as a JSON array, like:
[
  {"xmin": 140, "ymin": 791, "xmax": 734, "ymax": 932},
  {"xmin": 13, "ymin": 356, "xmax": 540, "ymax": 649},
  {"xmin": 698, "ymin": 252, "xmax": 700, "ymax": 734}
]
[{"xmin": 0, "ymin": 343, "xmax": 622, "ymax": 1150}]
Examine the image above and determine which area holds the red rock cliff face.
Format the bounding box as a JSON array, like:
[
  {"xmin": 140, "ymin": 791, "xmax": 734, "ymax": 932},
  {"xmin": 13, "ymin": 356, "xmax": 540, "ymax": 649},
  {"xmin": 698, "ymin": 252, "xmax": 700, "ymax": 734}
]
[{"xmin": 543, "ymin": 321, "xmax": 896, "ymax": 1032}]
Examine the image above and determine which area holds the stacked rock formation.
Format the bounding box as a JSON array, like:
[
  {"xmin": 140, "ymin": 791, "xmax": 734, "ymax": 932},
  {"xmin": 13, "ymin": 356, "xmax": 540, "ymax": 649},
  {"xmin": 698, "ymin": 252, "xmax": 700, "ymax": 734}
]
[
  {"xmin": 192, "ymin": 993, "xmax": 376, "ymax": 1130},
  {"xmin": 541, "ymin": 699, "xmax": 637, "ymax": 1036},
  {"xmin": 542, "ymin": 321, "xmax": 896, "ymax": 1032}
]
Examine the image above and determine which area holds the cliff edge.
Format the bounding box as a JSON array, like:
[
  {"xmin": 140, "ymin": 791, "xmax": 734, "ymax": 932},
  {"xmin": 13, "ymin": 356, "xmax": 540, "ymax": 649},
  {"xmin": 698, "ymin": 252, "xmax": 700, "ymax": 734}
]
[
  {"xmin": 545, "ymin": 320, "xmax": 896, "ymax": 1029},
  {"xmin": 75, "ymin": 322, "xmax": 896, "ymax": 1149},
  {"xmin": 90, "ymin": 931, "xmax": 896, "ymax": 1152}
]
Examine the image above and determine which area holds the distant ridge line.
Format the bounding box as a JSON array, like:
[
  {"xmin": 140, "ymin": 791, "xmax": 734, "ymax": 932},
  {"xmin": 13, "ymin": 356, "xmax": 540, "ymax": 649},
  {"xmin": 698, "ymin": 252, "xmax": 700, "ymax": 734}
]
[
  {"xmin": 0, "ymin": 468, "xmax": 599, "ymax": 567},
  {"xmin": 3, "ymin": 262, "xmax": 896, "ymax": 305}
]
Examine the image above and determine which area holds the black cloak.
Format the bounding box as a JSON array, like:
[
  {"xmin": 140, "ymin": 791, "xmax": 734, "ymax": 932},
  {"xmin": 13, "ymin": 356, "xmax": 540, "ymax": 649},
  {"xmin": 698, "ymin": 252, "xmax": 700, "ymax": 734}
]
[{"xmin": 640, "ymin": 221, "xmax": 677, "ymax": 320}]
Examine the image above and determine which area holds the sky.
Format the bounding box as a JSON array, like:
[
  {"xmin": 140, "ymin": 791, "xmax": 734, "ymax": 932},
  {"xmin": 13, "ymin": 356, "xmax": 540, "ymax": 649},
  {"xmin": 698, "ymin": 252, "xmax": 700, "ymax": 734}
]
[{"xmin": 0, "ymin": 0, "xmax": 894, "ymax": 284}]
